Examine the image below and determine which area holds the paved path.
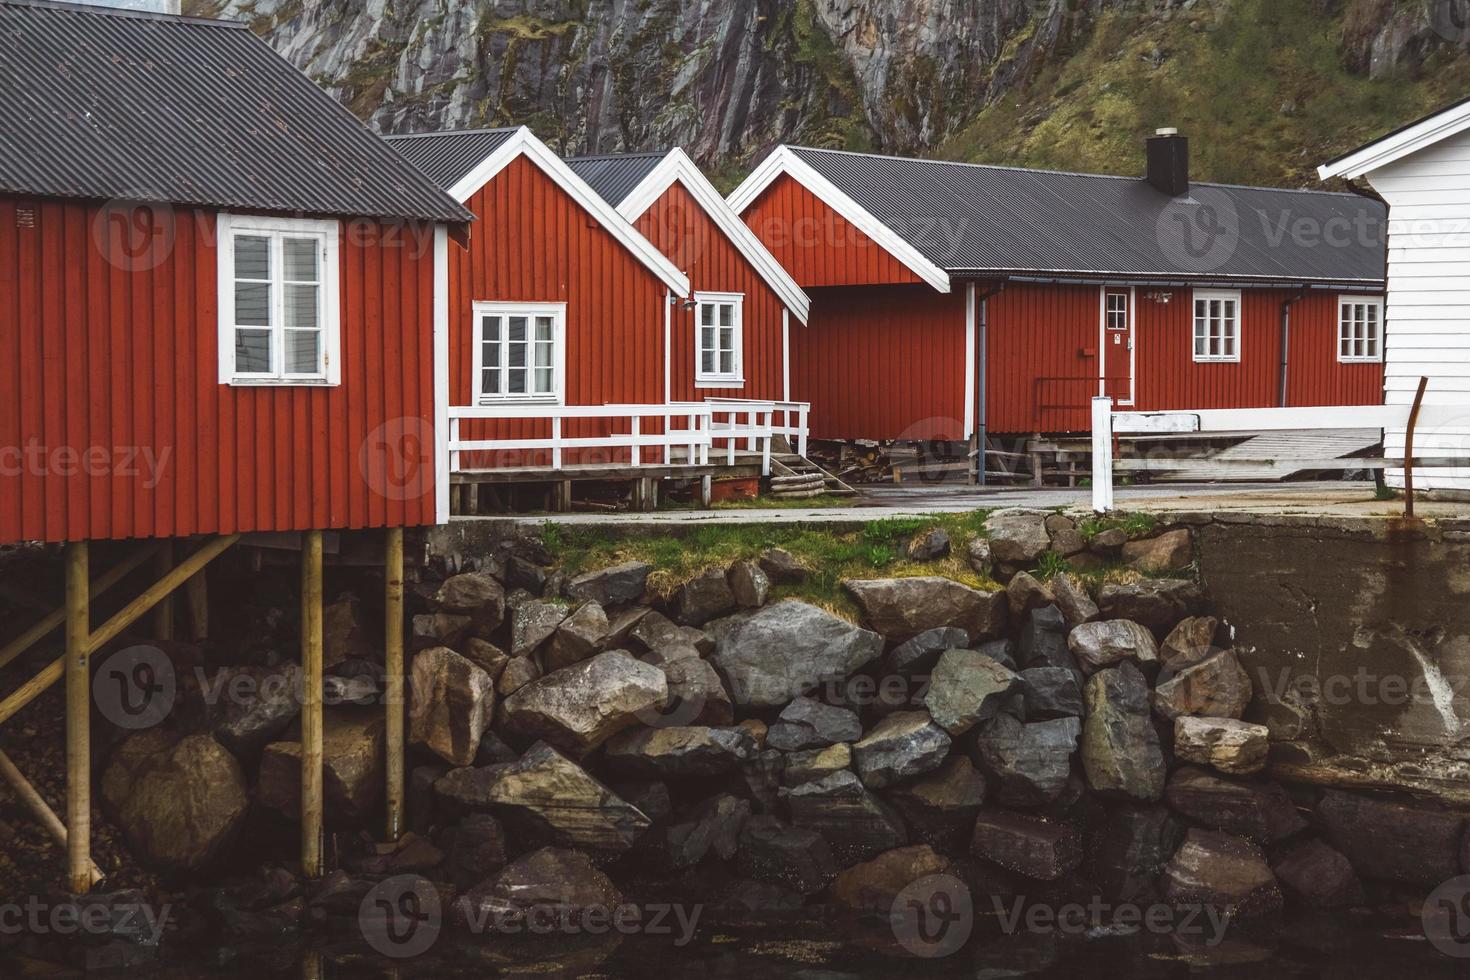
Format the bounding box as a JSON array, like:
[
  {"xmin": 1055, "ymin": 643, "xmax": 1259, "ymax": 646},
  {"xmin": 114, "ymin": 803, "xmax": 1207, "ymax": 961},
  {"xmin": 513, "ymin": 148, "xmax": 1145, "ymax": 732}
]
[{"xmin": 458, "ymin": 481, "xmax": 1469, "ymax": 525}]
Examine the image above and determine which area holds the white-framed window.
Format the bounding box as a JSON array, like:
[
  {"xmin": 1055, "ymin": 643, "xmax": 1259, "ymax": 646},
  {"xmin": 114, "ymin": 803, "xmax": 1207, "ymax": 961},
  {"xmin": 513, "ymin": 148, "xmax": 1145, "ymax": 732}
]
[
  {"xmin": 1192, "ymin": 289, "xmax": 1241, "ymax": 363},
  {"xmin": 217, "ymin": 214, "xmax": 341, "ymax": 385},
  {"xmin": 694, "ymin": 292, "xmax": 744, "ymax": 387},
  {"xmin": 1338, "ymin": 296, "xmax": 1384, "ymax": 362},
  {"xmin": 471, "ymin": 302, "xmax": 565, "ymax": 403},
  {"xmin": 1105, "ymin": 290, "xmax": 1129, "ymax": 331}
]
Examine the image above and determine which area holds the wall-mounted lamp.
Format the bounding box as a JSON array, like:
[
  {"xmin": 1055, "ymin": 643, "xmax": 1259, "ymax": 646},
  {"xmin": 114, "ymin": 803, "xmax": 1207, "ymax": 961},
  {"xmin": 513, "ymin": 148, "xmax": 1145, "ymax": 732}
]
[{"xmin": 1145, "ymin": 291, "xmax": 1174, "ymax": 304}]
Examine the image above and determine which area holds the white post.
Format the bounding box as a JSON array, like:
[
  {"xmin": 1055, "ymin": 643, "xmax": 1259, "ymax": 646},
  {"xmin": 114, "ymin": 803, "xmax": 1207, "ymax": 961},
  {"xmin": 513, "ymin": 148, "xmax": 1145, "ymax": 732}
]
[
  {"xmin": 727, "ymin": 412, "xmax": 736, "ymax": 466},
  {"xmin": 1091, "ymin": 396, "xmax": 1115, "ymax": 514},
  {"xmin": 449, "ymin": 416, "xmax": 460, "ymax": 474},
  {"xmin": 552, "ymin": 415, "xmax": 563, "ymax": 471},
  {"xmin": 663, "ymin": 414, "xmax": 671, "ymax": 466},
  {"xmin": 761, "ymin": 411, "xmax": 772, "ymax": 476},
  {"xmin": 631, "ymin": 416, "xmax": 641, "ymax": 468},
  {"xmin": 798, "ymin": 405, "xmax": 809, "ymax": 458}
]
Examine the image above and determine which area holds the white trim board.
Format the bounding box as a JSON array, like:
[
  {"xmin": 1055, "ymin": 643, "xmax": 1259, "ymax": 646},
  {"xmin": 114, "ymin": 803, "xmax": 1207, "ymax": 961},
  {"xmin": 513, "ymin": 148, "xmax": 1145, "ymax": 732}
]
[
  {"xmin": 446, "ymin": 127, "xmax": 690, "ymax": 297},
  {"xmin": 433, "ymin": 226, "xmax": 451, "ymax": 525},
  {"xmin": 1320, "ymin": 99, "xmax": 1470, "ymax": 180},
  {"xmin": 617, "ymin": 148, "xmax": 812, "ymax": 324},
  {"xmin": 726, "ymin": 145, "xmax": 953, "ymax": 294}
]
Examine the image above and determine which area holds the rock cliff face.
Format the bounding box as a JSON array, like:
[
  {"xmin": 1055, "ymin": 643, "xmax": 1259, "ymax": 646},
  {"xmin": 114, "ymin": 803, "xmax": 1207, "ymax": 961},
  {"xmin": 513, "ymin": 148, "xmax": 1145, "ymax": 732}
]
[{"xmin": 188, "ymin": 0, "xmax": 1470, "ymax": 184}]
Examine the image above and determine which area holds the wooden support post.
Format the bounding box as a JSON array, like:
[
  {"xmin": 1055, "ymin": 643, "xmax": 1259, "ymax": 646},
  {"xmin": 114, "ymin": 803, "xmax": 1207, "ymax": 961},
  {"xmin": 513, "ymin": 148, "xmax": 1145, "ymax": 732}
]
[
  {"xmin": 554, "ymin": 480, "xmax": 573, "ymax": 512},
  {"xmin": 1405, "ymin": 375, "xmax": 1429, "ymax": 521},
  {"xmin": 300, "ymin": 530, "xmax": 324, "ymax": 878},
  {"xmin": 151, "ymin": 541, "xmax": 174, "ymax": 641},
  {"xmin": 0, "ymin": 749, "xmax": 103, "ymax": 886},
  {"xmin": 64, "ymin": 541, "xmax": 90, "ymax": 895},
  {"xmin": 700, "ymin": 475, "xmax": 712, "ymax": 509},
  {"xmin": 383, "ymin": 527, "xmax": 405, "ymax": 842},
  {"xmin": 185, "ymin": 568, "xmax": 208, "ymax": 641}
]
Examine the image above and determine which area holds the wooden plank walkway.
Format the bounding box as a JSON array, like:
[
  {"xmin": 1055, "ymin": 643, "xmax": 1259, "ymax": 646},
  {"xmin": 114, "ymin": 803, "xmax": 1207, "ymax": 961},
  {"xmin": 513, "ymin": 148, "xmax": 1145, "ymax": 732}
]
[{"xmin": 1151, "ymin": 429, "xmax": 1382, "ymax": 482}]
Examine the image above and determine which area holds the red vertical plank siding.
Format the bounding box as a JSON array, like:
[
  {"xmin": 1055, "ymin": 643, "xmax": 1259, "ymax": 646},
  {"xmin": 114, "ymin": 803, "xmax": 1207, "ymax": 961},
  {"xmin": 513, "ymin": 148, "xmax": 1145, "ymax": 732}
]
[
  {"xmin": 985, "ymin": 283, "xmax": 1102, "ymax": 434},
  {"xmin": 742, "ymin": 175, "xmax": 922, "ymax": 289},
  {"xmin": 0, "ymin": 195, "xmax": 439, "ymax": 544},
  {"xmin": 633, "ymin": 181, "xmax": 787, "ymax": 403},
  {"xmin": 448, "ymin": 157, "xmax": 671, "ymax": 470}
]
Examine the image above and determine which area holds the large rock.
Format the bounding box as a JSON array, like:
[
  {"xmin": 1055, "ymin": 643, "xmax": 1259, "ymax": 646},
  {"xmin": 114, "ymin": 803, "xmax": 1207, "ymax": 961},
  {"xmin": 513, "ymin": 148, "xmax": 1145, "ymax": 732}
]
[
  {"xmin": 412, "ymin": 612, "xmax": 471, "ymax": 651},
  {"xmin": 433, "ymin": 572, "xmax": 506, "ymax": 624},
  {"xmin": 884, "ymin": 627, "xmax": 971, "ymax": 678},
  {"xmin": 1018, "ymin": 605, "xmax": 1077, "ymax": 674},
  {"xmin": 924, "ymin": 649, "xmax": 1020, "ymax": 736},
  {"xmin": 435, "ymin": 743, "xmax": 650, "ymax": 852},
  {"xmin": 711, "ymin": 601, "xmax": 882, "ymax": 708},
  {"xmin": 1317, "ymin": 790, "xmax": 1467, "ymax": 886},
  {"xmin": 1087, "ymin": 805, "xmax": 1185, "ymax": 903},
  {"xmin": 1067, "ymin": 620, "xmax": 1159, "ymax": 673},
  {"xmin": 1153, "ymin": 649, "xmax": 1252, "ymax": 720},
  {"xmin": 971, "ymin": 810, "xmax": 1081, "ymax": 880},
  {"xmin": 205, "ymin": 664, "xmax": 302, "ymax": 757},
  {"xmin": 1006, "ymin": 572, "xmax": 1054, "ymax": 620},
  {"xmin": 565, "ymin": 561, "xmax": 651, "ymax": 607},
  {"xmin": 445, "ymin": 813, "xmax": 508, "ymax": 890},
  {"xmin": 1164, "ymin": 768, "xmax": 1306, "ymax": 843},
  {"xmin": 661, "ymin": 794, "xmax": 751, "ymax": 868},
  {"xmin": 973, "ymin": 714, "xmax": 1080, "ymax": 808},
  {"xmin": 1081, "ymin": 663, "xmax": 1166, "ymax": 801},
  {"xmin": 1160, "ymin": 616, "xmax": 1219, "ymax": 671},
  {"xmin": 1173, "ymin": 716, "xmax": 1269, "ymax": 775},
  {"xmin": 885, "ymin": 757, "xmax": 987, "ymax": 849},
  {"xmin": 409, "ymin": 647, "xmax": 494, "ymax": 767},
  {"xmin": 257, "ymin": 711, "xmax": 385, "ymax": 825},
  {"xmin": 678, "ymin": 567, "xmax": 738, "ymax": 626},
  {"xmin": 510, "ymin": 599, "xmax": 567, "ymax": 658},
  {"xmin": 1098, "ymin": 579, "xmax": 1204, "ymax": 635},
  {"xmin": 1162, "ymin": 829, "xmax": 1282, "ymax": 917},
  {"xmin": 984, "ymin": 510, "xmax": 1052, "ymax": 564},
  {"xmin": 1049, "ymin": 574, "xmax": 1100, "ymax": 627},
  {"xmin": 455, "ymin": 847, "xmax": 622, "ymax": 928},
  {"xmin": 737, "ymin": 816, "xmax": 837, "ymax": 894},
  {"xmin": 844, "ymin": 577, "xmax": 1007, "ymax": 643},
  {"xmin": 1122, "ymin": 529, "xmax": 1193, "ymax": 573},
  {"xmin": 1271, "ymin": 839, "xmax": 1365, "ymax": 908},
  {"xmin": 604, "ymin": 726, "xmax": 757, "ymax": 778},
  {"xmin": 758, "ymin": 548, "xmax": 809, "ymax": 584},
  {"xmin": 783, "ymin": 743, "xmax": 852, "ymax": 786},
  {"xmin": 851, "ymin": 711, "xmax": 952, "ymax": 789},
  {"xmin": 657, "ymin": 656, "xmax": 734, "ymax": 727},
  {"xmin": 727, "ymin": 560, "xmax": 771, "ymax": 608},
  {"xmin": 783, "ymin": 770, "xmax": 908, "ymax": 862},
  {"xmin": 101, "ymin": 732, "xmax": 247, "ymax": 872},
  {"xmin": 631, "ymin": 610, "xmax": 712, "ymax": 655},
  {"xmin": 542, "ymin": 602, "xmax": 608, "ymax": 672},
  {"xmin": 461, "ymin": 638, "xmax": 510, "ymax": 680},
  {"xmin": 906, "ymin": 527, "xmax": 952, "ymax": 562},
  {"xmin": 766, "ymin": 696, "xmax": 863, "ymax": 751},
  {"xmin": 832, "ymin": 844, "xmax": 952, "ymax": 913},
  {"xmin": 500, "ymin": 651, "xmax": 668, "ymax": 756},
  {"xmin": 1018, "ymin": 667, "xmax": 1083, "ymax": 719}
]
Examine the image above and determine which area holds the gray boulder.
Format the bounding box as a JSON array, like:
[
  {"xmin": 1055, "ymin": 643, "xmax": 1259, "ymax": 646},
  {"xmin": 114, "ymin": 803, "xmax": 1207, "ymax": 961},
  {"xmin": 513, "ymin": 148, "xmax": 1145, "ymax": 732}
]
[
  {"xmin": 1018, "ymin": 667, "xmax": 1083, "ymax": 719},
  {"xmin": 758, "ymin": 548, "xmax": 809, "ymax": 584},
  {"xmin": 984, "ymin": 510, "xmax": 1052, "ymax": 564},
  {"xmin": 433, "ymin": 572, "xmax": 506, "ymax": 623},
  {"xmin": 885, "ymin": 757, "xmax": 987, "ymax": 850},
  {"xmin": 656, "ymin": 656, "xmax": 735, "ymax": 727},
  {"xmin": 1153, "ymin": 649, "xmax": 1252, "ymax": 720},
  {"xmin": 1067, "ymin": 620, "xmax": 1159, "ymax": 673},
  {"xmin": 884, "ymin": 627, "xmax": 971, "ymax": 677},
  {"xmin": 455, "ymin": 847, "xmax": 621, "ymax": 928},
  {"xmin": 510, "ymin": 599, "xmax": 567, "ymax": 658},
  {"xmin": 727, "ymin": 560, "xmax": 771, "ymax": 608},
  {"xmin": 1164, "ymin": 767, "xmax": 1307, "ymax": 843},
  {"xmin": 1162, "ymin": 828, "xmax": 1281, "ymax": 917},
  {"xmin": 974, "ymin": 714, "xmax": 1081, "ymax": 808},
  {"xmin": 662, "ymin": 794, "xmax": 752, "ymax": 868},
  {"xmin": 409, "ymin": 647, "xmax": 495, "ymax": 767},
  {"xmin": 604, "ymin": 725, "xmax": 758, "ymax": 778},
  {"xmin": 1087, "ymin": 805, "xmax": 1185, "ymax": 903},
  {"xmin": 630, "ymin": 610, "xmax": 713, "ymax": 655},
  {"xmin": 783, "ymin": 770, "xmax": 908, "ymax": 863},
  {"xmin": 782, "ymin": 744, "xmax": 852, "ymax": 786},
  {"xmin": 500, "ymin": 651, "xmax": 668, "ymax": 756},
  {"xmin": 971, "ymin": 810, "xmax": 1081, "ymax": 880},
  {"xmin": 1173, "ymin": 716, "xmax": 1269, "ymax": 775},
  {"xmin": 737, "ymin": 816, "xmax": 837, "ymax": 894},
  {"xmin": 566, "ymin": 561, "xmax": 652, "ymax": 607},
  {"xmin": 851, "ymin": 711, "xmax": 952, "ymax": 789},
  {"xmin": 1049, "ymin": 573, "xmax": 1100, "ymax": 626},
  {"xmin": 1018, "ymin": 605, "xmax": 1076, "ymax": 674},
  {"xmin": 711, "ymin": 601, "xmax": 883, "ymax": 708},
  {"xmin": 678, "ymin": 567, "xmax": 738, "ymax": 626},
  {"xmin": 844, "ymin": 577, "xmax": 1007, "ymax": 643},
  {"xmin": 1272, "ymin": 840, "xmax": 1365, "ymax": 908},
  {"xmin": 924, "ymin": 649, "xmax": 1020, "ymax": 736},
  {"xmin": 1081, "ymin": 663, "xmax": 1166, "ymax": 801},
  {"xmin": 1098, "ymin": 578, "xmax": 1204, "ymax": 635},
  {"xmin": 906, "ymin": 528, "xmax": 951, "ymax": 561},
  {"xmin": 542, "ymin": 601, "xmax": 608, "ymax": 672},
  {"xmin": 1160, "ymin": 616, "xmax": 1219, "ymax": 670},
  {"xmin": 766, "ymin": 696, "xmax": 863, "ymax": 751}
]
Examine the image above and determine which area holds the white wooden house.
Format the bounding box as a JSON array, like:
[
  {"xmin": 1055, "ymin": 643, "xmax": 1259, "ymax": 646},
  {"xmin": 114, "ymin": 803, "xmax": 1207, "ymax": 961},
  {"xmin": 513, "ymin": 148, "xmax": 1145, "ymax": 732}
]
[{"xmin": 1320, "ymin": 97, "xmax": 1470, "ymax": 490}]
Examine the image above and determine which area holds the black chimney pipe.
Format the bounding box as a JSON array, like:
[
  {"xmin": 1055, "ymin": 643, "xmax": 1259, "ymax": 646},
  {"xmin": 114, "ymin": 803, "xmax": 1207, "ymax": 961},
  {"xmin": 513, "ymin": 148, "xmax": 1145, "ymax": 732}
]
[{"xmin": 1147, "ymin": 128, "xmax": 1189, "ymax": 197}]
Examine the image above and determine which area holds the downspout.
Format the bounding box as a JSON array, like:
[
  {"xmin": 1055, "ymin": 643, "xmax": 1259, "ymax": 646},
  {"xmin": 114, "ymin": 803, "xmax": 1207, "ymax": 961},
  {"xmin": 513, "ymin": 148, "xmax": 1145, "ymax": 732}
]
[
  {"xmin": 1278, "ymin": 286, "xmax": 1307, "ymax": 407},
  {"xmin": 973, "ymin": 281, "xmax": 1007, "ymax": 486}
]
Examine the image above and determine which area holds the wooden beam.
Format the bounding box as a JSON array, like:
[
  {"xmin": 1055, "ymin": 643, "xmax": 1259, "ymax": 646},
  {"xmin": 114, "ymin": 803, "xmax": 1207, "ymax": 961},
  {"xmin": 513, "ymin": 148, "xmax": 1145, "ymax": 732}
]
[
  {"xmin": 300, "ymin": 530, "xmax": 324, "ymax": 877},
  {"xmin": 0, "ymin": 656, "xmax": 64, "ymax": 726},
  {"xmin": 184, "ymin": 569, "xmax": 208, "ymax": 641},
  {"xmin": 86, "ymin": 535, "xmax": 239, "ymax": 655},
  {"xmin": 383, "ymin": 527, "xmax": 404, "ymax": 842},
  {"xmin": 0, "ymin": 749, "xmax": 103, "ymax": 886},
  {"xmin": 151, "ymin": 541, "xmax": 174, "ymax": 641},
  {"xmin": 64, "ymin": 541, "xmax": 90, "ymax": 895}
]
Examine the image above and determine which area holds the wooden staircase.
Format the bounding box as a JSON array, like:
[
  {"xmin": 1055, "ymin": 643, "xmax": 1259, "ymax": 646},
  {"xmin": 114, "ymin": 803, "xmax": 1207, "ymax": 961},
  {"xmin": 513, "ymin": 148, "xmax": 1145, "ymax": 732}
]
[{"xmin": 769, "ymin": 452, "xmax": 859, "ymax": 498}]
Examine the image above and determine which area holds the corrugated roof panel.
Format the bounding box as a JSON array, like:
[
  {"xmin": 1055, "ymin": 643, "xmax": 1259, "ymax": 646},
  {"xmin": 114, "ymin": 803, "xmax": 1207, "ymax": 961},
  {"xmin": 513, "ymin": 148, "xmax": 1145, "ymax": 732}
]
[
  {"xmin": 789, "ymin": 147, "xmax": 1385, "ymax": 285},
  {"xmin": 0, "ymin": 0, "xmax": 471, "ymax": 224},
  {"xmin": 384, "ymin": 129, "xmax": 519, "ymax": 190},
  {"xmin": 564, "ymin": 152, "xmax": 669, "ymax": 206}
]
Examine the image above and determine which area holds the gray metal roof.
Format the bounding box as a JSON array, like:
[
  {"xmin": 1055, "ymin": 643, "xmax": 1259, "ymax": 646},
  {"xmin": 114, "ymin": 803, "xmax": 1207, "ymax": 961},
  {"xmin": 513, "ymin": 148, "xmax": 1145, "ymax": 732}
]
[
  {"xmin": 384, "ymin": 129, "xmax": 519, "ymax": 191},
  {"xmin": 0, "ymin": 0, "xmax": 472, "ymax": 224},
  {"xmin": 788, "ymin": 146, "xmax": 1386, "ymax": 286},
  {"xmin": 564, "ymin": 152, "xmax": 669, "ymax": 207}
]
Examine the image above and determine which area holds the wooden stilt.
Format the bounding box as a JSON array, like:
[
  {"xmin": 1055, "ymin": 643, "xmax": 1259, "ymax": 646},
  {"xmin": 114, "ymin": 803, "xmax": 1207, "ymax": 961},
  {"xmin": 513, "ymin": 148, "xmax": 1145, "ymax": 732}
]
[
  {"xmin": 64, "ymin": 540, "xmax": 90, "ymax": 895},
  {"xmin": 383, "ymin": 527, "xmax": 405, "ymax": 842},
  {"xmin": 152, "ymin": 541, "xmax": 174, "ymax": 641},
  {"xmin": 300, "ymin": 530, "xmax": 324, "ymax": 877},
  {"xmin": 184, "ymin": 568, "xmax": 208, "ymax": 641},
  {"xmin": 0, "ymin": 749, "xmax": 103, "ymax": 886},
  {"xmin": 700, "ymin": 475, "xmax": 712, "ymax": 509}
]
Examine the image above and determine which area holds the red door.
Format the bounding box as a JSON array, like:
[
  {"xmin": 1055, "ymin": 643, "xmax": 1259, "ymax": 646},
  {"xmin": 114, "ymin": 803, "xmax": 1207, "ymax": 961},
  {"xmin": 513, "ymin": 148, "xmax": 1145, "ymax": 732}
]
[{"xmin": 1102, "ymin": 288, "xmax": 1134, "ymax": 405}]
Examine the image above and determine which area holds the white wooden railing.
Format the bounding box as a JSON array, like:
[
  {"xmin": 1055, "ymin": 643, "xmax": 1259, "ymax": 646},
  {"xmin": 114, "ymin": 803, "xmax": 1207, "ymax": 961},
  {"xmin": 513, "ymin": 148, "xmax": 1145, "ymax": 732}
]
[{"xmin": 447, "ymin": 398, "xmax": 810, "ymax": 477}]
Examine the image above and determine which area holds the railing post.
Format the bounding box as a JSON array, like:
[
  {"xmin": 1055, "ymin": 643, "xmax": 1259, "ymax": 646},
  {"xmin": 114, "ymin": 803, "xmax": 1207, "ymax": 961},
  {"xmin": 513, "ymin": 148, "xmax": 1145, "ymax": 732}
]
[
  {"xmin": 449, "ymin": 416, "xmax": 460, "ymax": 475},
  {"xmin": 631, "ymin": 416, "xmax": 641, "ymax": 468},
  {"xmin": 64, "ymin": 540, "xmax": 90, "ymax": 895},
  {"xmin": 728, "ymin": 412, "xmax": 736, "ymax": 466},
  {"xmin": 762, "ymin": 411, "xmax": 772, "ymax": 476},
  {"xmin": 663, "ymin": 414, "xmax": 671, "ymax": 466},
  {"xmin": 1091, "ymin": 396, "xmax": 1115, "ymax": 514},
  {"xmin": 799, "ymin": 405, "xmax": 809, "ymax": 458},
  {"xmin": 551, "ymin": 415, "xmax": 563, "ymax": 471}
]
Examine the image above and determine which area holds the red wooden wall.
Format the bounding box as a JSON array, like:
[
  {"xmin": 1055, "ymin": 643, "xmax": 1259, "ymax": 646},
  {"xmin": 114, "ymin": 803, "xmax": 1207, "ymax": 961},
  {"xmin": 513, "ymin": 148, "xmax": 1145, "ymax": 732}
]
[
  {"xmin": 449, "ymin": 156, "xmax": 672, "ymax": 468},
  {"xmin": 0, "ymin": 195, "xmax": 438, "ymax": 545},
  {"xmin": 741, "ymin": 174, "xmax": 923, "ymax": 288},
  {"xmin": 634, "ymin": 181, "xmax": 787, "ymax": 402}
]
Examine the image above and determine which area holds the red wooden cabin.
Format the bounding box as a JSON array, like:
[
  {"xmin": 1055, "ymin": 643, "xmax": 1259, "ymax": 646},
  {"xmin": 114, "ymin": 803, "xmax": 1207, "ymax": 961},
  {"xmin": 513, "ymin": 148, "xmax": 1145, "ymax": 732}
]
[
  {"xmin": 729, "ymin": 132, "xmax": 1387, "ymax": 452},
  {"xmin": 387, "ymin": 130, "xmax": 815, "ymax": 508}
]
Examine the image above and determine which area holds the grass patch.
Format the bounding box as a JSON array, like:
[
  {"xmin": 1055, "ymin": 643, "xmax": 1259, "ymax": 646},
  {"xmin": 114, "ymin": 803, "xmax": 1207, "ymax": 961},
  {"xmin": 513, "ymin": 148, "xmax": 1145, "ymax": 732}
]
[
  {"xmin": 1373, "ymin": 483, "xmax": 1400, "ymax": 502},
  {"xmin": 1076, "ymin": 512, "xmax": 1158, "ymax": 541},
  {"xmin": 541, "ymin": 511, "xmax": 998, "ymax": 618}
]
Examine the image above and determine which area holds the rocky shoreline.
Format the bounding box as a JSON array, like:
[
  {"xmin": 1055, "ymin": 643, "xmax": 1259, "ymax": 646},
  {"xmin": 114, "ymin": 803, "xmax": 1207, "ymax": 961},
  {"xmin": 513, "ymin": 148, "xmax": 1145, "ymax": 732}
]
[{"xmin": 3, "ymin": 511, "xmax": 1469, "ymax": 969}]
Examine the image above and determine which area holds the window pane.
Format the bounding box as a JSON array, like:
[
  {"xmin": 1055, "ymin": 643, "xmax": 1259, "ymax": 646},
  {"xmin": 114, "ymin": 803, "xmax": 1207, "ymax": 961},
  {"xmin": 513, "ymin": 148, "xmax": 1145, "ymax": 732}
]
[
  {"xmin": 234, "ymin": 235, "xmax": 270, "ymax": 280},
  {"xmin": 508, "ymin": 368, "xmax": 526, "ymax": 394},
  {"xmin": 508, "ymin": 341, "xmax": 526, "ymax": 369},
  {"xmin": 285, "ymin": 330, "xmax": 319, "ymax": 374},
  {"xmin": 701, "ymin": 348, "xmax": 715, "ymax": 375},
  {"xmin": 720, "ymin": 350, "xmax": 733, "ymax": 374},
  {"xmin": 535, "ymin": 368, "xmax": 553, "ymax": 393},
  {"xmin": 701, "ymin": 304, "xmax": 714, "ymax": 327},
  {"xmin": 236, "ymin": 328, "xmax": 271, "ymax": 373},
  {"xmin": 235, "ymin": 282, "xmax": 271, "ymax": 327},
  {"xmin": 484, "ymin": 339, "xmax": 500, "ymax": 368},
  {"xmin": 719, "ymin": 304, "xmax": 733, "ymax": 328},
  {"xmin": 508, "ymin": 317, "xmax": 527, "ymax": 344},
  {"xmin": 283, "ymin": 238, "xmax": 319, "ymax": 283},
  {"xmin": 482, "ymin": 368, "xmax": 499, "ymax": 395},
  {"xmin": 535, "ymin": 316, "xmax": 553, "ymax": 342},
  {"xmin": 285, "ymin": 283, "xmax": 319, "ymax": 330},
  {"xmin": 721, "ymin": 325, "xmax": 735, "ymax": 354},
  {"xmin": 484, "ymin": 316, "xmax": 501, "ymax": 342}
]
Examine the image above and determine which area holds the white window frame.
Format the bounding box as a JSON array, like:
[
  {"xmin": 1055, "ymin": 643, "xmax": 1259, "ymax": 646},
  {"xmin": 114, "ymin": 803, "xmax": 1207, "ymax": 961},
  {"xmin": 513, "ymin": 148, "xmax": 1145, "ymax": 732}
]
[
  {"xmin": 470, "ymin": 301, "xmax": 566, "ymax": 405},
  {"xmin": 1337, "ymin": 296, "xmax": 1384, "ymax": 363},
  {"xmin": 1192, "ymin": 288, "xmax": 1242, "ymax": 363},
  {"xmin": 694, "ymin": 292, "xmax": 745, "ymax": 388},
  {"xmin": 217, "ymin": 213, "xmax": 342, "ymax": 386}
]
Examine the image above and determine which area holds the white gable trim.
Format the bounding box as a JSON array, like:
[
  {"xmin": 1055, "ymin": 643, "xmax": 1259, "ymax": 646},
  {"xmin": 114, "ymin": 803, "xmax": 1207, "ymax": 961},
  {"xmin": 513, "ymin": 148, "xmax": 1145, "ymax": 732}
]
[
  {"xmin": 616, "ymin": 149, "xmax": 813, "ymax": 324},
  {"xmin": 447, "ymin": 127, "xmax": 690, "ymax": 296},
  {"xmin": 726, "ymin": 145, "xmax": 953, "ymax": 294},
  {"xmin": 1319, "ymin": 99, "xmax": 1470, "ymax": 181}
]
